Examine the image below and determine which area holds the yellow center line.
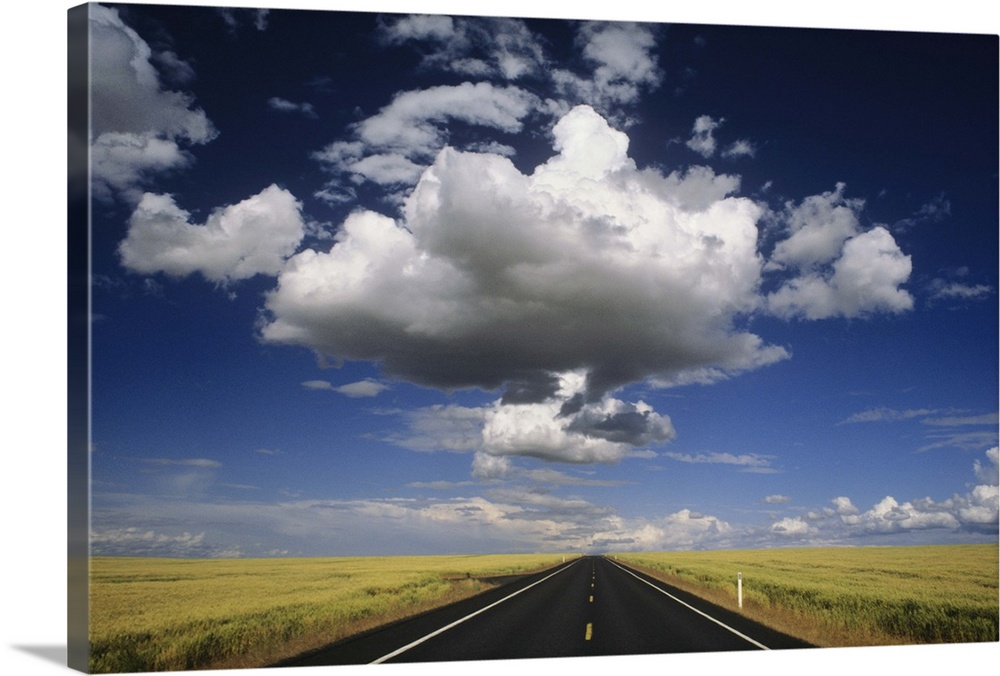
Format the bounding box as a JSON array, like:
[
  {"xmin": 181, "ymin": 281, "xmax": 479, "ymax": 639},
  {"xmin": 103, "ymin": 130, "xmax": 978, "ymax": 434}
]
[
  {"xmin": 589, "ymin": 595, "xmax": 593, "ymax": 602},
  {"xmin": 585, "ymin": 623, "xmax": 593, "ymax": 641}
]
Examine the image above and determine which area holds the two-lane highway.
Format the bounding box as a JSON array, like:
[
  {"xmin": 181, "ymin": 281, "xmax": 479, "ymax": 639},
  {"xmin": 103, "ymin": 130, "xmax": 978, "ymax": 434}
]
[
  {"xmin": 588, "ymin": 556, "xmax": 770, "ymax": 654},
  {"xmin": 275, "ymin": 555, "xmax": 811, "ymax": 667}
]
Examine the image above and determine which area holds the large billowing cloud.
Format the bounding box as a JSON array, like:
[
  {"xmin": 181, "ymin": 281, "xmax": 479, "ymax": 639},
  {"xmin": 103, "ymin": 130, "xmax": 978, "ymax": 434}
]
[
  {"xmin": 108, "ymin": 97, "xmax": 913, "ymax": 468},
  {"xmin": 119, "ymin": 185, "xmax": 306, "ymax": 284},
  {"xmin": 263, "ymin": 105, "xmax": 788, "ymax": 405},
  {"xmin": 89, "ymin": 4, "xmax": 217, "ymax": 201},
  {"xmin": 92, "ymin": 6, "xmax": 913, "ymax": 471}
]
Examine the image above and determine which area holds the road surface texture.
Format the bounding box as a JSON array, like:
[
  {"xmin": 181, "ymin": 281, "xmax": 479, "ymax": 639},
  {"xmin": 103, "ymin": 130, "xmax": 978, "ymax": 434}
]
[{"xmin": 274, "ymin": 556, "xmax": 812, "ymax": 667}]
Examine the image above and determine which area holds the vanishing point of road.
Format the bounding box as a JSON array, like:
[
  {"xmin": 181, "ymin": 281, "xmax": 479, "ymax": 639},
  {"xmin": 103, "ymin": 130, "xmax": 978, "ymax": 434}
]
[{"xmin": 275, "ymin": 556, "xmax": 812, "ymax": 666}]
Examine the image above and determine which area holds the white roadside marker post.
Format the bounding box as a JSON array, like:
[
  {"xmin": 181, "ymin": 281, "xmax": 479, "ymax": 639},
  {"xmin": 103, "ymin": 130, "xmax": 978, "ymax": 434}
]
[{"xmin": 738, "ymin": 571, "xmax": 743, "ymax": 609}]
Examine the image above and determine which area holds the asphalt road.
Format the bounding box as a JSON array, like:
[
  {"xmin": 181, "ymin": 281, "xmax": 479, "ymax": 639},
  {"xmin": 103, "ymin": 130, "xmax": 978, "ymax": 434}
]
[{"xmin": 275, "ymin": 556, "xmax": 811, "ymax": 667}]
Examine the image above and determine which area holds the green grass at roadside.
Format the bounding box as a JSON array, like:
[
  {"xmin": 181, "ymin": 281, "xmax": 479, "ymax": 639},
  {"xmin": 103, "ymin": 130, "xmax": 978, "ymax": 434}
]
[
  {"xmin": 615, "ymin": 544, "xmax": 998, "ymax": 647},
  {"xmin": 89, "ymin": 553, "xmax": 574, "ymax": 672}
]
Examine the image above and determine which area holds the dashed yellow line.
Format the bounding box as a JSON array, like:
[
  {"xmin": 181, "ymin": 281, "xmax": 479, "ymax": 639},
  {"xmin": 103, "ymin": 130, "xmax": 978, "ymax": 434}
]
[{"xmin": 585, "ymin": 565, "xmax": 595, "ymax": 641}]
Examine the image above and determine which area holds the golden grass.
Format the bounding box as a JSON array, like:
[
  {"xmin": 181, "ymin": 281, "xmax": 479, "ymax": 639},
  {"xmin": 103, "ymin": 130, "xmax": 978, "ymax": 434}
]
[
  {"xmin": 89, "ymin": 545, "xmax": 999, "ymax": 671},
  {"xmin": 88, "ymin": 553, "xmax": 574, "ymax": 672},
  {"xmin": 615, "ymin": 544, "xmax": 999, "ymax": 648}
]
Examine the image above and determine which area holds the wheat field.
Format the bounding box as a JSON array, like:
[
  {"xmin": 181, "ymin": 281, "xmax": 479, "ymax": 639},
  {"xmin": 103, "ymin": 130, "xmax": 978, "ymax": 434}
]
[
  {"xmin": 88, "ymin": 553, "xmax": 573, "ymax": 672},
  {"xmin": 88, "ymin": 545, "xmax": 998, "ymax": 672},
  {"xmin": 616, "ymin": 543, "xmax": 999, "ymax": 647}
]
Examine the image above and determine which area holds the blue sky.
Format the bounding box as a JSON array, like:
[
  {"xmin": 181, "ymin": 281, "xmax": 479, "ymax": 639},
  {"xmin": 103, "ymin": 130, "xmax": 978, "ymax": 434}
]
[{"xmin": 83, "ymin": 1, "xmax": 998, "ymax": 558}]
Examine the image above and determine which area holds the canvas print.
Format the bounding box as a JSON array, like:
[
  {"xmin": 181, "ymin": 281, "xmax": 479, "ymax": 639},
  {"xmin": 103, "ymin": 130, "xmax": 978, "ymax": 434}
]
[{"xmin": 67, "ymin": 2, "xmax": 999, "ymax": 673}]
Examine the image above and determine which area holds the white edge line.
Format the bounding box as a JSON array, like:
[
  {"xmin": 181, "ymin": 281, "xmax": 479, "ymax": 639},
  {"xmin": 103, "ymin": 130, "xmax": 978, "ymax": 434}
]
[
  {"xmin": 369, "ymin": 558, "xmax": 581, "ymax": 664},
  {"xmin": 605, "ymin": 558, "xmax": 771, "ymax": 650}
]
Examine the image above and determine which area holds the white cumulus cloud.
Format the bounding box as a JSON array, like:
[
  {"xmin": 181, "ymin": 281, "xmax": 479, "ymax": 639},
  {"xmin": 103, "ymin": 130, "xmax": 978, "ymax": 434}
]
[
  {"xmin": 767, "ymin": 183, "xmax": 866, "ymax": 271},
  {"xmin": 686, "ymin": 115, "xmax": 722, "ymax": 157},
  {"xmin": 782, "ymin": 448, "xmax": 999, "ymax": 543},
  {"xmin": 832, "ymin": 496, "xmax": 860, "ymax": 516},
  {"xmin": 389, "ymin": 370, "xmax": 673, "ymax": 465},
  {"xmin": 119, "ymin": 185, "xmax": 306, "ymax": 284},
  {"xmin": 264, "ymin": 105, "xmax": 788, "ymax": 407},
  {"xmin": 481, "ymin": 371, "xmax": 674, "ymax": 464},
  {"xmin": 958, "ymin": 484, "xmax": 999, "ymax": 524},
  {"xmin": 974, "ymin": 447, "xmax": 1000, "ymax": 484},
  {"xmin": 767, "ymin": 226, "xmax": 913, "ymax": 319},
  {"xmin": 770, "ymin": 516, "xmax": 814, "ymax": 536},
  {"xmin": 553, "ymin": 22, "xmax": 663, "ymax": 116},
  {"xmin": 723, "ymin": 139, "xmax": 756, "ymax": 158},
  {"xmin": 765, "ymin": 183, "xmax": 914, "ymax": 319},
  {"xmin": 89, "ymin": 4, "xmax": 217, "ymax": 201}
]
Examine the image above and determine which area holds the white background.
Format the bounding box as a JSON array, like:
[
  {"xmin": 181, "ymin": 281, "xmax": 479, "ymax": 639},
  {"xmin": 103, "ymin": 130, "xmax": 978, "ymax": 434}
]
[{"xmin": 4, "ymin": 1, "xmax": 997, "ymax": 675}]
